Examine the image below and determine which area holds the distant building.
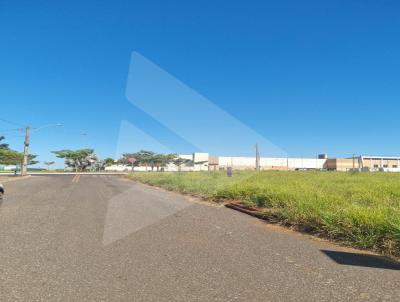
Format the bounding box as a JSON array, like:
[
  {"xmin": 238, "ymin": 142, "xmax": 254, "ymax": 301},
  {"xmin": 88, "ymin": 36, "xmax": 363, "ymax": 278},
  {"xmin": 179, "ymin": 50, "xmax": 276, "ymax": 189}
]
[
  {"xmin": 105, "ymin": 153, "xmax": 400, "ymax": 173},
  {"xmin": 327, "ymin": 156, "xmax": 400, "ymax": 172},
  {"xmin": 215, "ymin": 156, "xmax": 326, "ymax": 171}
]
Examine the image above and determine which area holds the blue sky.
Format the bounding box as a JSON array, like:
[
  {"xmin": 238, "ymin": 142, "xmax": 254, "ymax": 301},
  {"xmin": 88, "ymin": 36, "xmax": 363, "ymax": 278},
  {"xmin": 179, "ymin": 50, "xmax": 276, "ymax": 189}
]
[{"xmin": 1, "ymin": 0, "xmax": 400, "ymax": 167}]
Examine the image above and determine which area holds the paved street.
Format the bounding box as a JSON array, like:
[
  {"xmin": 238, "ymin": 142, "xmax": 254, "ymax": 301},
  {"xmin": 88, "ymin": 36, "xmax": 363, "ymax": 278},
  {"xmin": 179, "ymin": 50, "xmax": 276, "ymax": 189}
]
[{"xmin": 0, "ymin": 175, "xmax": 399, "ymax": 301}]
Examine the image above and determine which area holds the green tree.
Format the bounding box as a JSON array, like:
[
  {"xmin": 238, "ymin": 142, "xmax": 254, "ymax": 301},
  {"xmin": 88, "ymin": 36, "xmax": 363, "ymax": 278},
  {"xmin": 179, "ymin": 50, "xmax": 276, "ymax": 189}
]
[
  {"xmin": 119, "ymin": 150, "xmax": 155, "ymax": 171},
  {"xmin": 118, "ymin": 154, "xmax": 132, "ymax": 165},
  {"xmin": 172, "ymin": 157, "xmax": 192, "ymax": 172},
  {"xmin": 119, "ymin": 151, "xmax": 176, "ymax": 172},
  {"xmin": 0, "ymin": 151, "xmax": 38, "ymax": 167},
  {"xmin": 104, "ymin": 158, "xmax": 115, "ymax": 166},
  {"xmin": 118, "ymin": 153, "xmax": 139, "ymax": 171},
  {"xmin": 0, "ymin": 136, "xmax": 37, "ymax": 172},
  {"xmin": 135, "ymin": 150, "xmax": 156, "ymax": 169},
  {"xmin": 0, "ymin": 136, "xmax": 9, "ymax": 150},
  {"xmin": 44, "ymin": 161, "xmax": 55, "ymax": 170},
  {"xmin": 27, "ymin": 154, "xmax": 39, "ymax": 166},
  {"xmin": 52, "ymin": 149, "xmax": 95, "ymax": 172},
  {"xmin": 154, "ymin": 153, "xmax": 176, "ymax": 171},
  {"xmin": 0, "ymin": 149, "xmax": 22, "ymax": 165}
]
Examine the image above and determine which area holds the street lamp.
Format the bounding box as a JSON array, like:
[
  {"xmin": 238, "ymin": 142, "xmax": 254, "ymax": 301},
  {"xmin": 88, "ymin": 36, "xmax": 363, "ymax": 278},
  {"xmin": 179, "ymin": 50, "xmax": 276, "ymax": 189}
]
[{"xmin": 31, "ymin": 123, "xmax": 63, "ymax": 133}]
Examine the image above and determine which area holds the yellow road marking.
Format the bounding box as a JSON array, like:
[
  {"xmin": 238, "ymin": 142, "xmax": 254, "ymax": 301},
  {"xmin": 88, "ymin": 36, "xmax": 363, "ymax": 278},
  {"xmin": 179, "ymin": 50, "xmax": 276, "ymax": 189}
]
[{"xmin": 72, "ymin": 174, "xmax": 81, "ymax": 183}]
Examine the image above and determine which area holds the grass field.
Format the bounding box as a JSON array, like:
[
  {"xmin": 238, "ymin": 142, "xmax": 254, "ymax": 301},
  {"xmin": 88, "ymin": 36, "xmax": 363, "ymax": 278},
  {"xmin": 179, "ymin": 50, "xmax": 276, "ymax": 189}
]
[{"xmin": 128, "ymin": 171, "xmax": 400, "ymax": 257}]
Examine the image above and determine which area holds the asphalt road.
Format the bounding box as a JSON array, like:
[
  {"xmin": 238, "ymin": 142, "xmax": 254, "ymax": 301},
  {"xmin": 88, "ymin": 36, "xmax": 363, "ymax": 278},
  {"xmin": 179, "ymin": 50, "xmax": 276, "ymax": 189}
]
[{"xmin": 0, "ymin": 175, "xmax": 399, "ymax": 301}]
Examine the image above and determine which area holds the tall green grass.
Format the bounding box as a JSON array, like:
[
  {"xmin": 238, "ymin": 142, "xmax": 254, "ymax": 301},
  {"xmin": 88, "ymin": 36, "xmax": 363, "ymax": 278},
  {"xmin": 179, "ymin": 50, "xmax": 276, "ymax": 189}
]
[{"xmin": 127, "ymin": 171, "xmax": 400, "ymax": 257}]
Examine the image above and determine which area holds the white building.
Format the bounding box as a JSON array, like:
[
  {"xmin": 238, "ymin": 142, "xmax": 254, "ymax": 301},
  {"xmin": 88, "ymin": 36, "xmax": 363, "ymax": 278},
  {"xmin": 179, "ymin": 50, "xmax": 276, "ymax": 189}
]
[
  {"xmin": 216, "ymin": 156, "xmax": 325, "ymax": 171},
  {"xmin": 105, "ymin": 152, "xmax": 327, "ymax": 172}
]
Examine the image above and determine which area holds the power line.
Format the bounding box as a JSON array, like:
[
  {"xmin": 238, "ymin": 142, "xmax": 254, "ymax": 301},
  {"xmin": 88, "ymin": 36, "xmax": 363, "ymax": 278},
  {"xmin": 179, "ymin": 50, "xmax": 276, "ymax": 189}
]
[
  {"xmin": 0, "ymin": 117, "xmax": 25, "ymax": 127},
  {"xmin": 0, "ymin": 128, "xmax": 24, "ymax": 133}
]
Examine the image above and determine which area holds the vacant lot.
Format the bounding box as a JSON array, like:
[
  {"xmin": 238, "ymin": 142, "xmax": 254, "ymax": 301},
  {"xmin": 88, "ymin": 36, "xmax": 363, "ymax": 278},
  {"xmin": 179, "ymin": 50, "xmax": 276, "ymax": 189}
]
[{"xmin": 128, "ymin": 171, "xmax": 400, "ymax": 257}]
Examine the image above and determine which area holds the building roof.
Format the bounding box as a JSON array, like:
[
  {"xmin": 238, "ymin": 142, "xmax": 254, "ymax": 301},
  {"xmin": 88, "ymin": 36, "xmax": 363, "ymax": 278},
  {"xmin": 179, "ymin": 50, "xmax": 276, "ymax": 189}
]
[{"xmin": 361, "ymin": 156, "xmax": 400, "ymax": 160}]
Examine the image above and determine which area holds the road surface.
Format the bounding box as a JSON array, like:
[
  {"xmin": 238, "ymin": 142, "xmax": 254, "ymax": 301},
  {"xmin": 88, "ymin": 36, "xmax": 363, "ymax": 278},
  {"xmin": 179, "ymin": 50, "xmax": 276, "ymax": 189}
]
[{"xmin": 0, "ymin": 175, "xmax": 399, "ymax": 301}]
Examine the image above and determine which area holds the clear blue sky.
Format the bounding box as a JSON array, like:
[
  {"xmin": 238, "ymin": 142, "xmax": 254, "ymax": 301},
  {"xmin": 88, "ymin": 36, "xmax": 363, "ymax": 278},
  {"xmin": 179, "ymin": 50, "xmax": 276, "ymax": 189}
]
[{"xmin": 1, "ymin": 0, "xmax": 399, "ymax": 167}]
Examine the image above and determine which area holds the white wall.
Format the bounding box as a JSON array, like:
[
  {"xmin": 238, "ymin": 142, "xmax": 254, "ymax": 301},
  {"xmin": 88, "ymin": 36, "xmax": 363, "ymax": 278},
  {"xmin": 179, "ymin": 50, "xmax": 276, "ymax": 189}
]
[
  {"xmin": 218, "ymin": 156, "xmax": 326, "ymax": 170},
  {"xmin": 105, "ymin": 165, "xmax": 131, "ymax": 172},
  {"xmin": 219, "ymin": 156, "xmax": 255, "ymax": 167},
  {"xmin": 287, "ymin": 158, "xmax": 326, "ymax": 169},
  {"xmin": 193, "ymin": 152, "xmax": 209, "ymax": 163}
]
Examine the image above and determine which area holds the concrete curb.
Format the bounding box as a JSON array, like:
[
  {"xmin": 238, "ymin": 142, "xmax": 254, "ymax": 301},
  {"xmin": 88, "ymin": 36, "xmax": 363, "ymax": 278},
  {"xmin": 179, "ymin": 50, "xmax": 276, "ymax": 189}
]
[{"xmin": 225, "ymin": 203, "xmax": 279, "ymax": 222}]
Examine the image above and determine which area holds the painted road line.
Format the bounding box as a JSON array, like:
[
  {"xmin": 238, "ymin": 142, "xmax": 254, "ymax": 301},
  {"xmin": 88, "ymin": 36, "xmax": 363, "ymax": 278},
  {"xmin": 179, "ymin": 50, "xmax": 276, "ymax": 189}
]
[{"xmin": 72, "ymin": 174, "xmax": 81, "ymax": 183}]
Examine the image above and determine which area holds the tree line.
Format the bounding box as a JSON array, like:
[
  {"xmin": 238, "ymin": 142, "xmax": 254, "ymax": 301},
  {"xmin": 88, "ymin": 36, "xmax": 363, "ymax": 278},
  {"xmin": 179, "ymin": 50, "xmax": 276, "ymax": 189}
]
[
  {"xmin": 51, "ymin": 149, "xmax": 191, "ymax": 172},
  {"xmin": 52, "ymin": 149, "xmax": 103, "ymax": 172},
  {"xmin": 51, "ymin": 149, "xmax": 196, "ymax": 172},
  {"xmin": 0, "ymin": 136, "xmax": 194, "ymax": 172},
  {"xmin": 116, "ymin": 150, "xmax": 192, "ymax": 171}
]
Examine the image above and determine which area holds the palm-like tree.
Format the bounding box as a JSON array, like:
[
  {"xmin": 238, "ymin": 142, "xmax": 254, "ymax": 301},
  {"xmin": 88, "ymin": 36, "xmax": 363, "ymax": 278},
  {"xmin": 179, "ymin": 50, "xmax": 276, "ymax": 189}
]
[{"xmin": 44, "ymin": 161, "xmax": 55, "ymax": 171}]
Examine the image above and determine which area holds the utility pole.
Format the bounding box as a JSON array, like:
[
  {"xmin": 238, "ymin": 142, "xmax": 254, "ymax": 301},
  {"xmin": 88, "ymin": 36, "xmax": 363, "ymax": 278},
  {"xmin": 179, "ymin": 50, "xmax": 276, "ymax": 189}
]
[
  {"xmin": 255, "ymin": 143, "xmax": 260, "ymax": 171},
  {"xmin": 21, "ymin": 126, "xmax": 30, "ymax": 176},
  {"xmin": 352, "ymin": 154, "xmax": 355, "ymax": 170},
  {"xmin": 12, "ymin": 123, "xmax": 61, "ymax": 176}
]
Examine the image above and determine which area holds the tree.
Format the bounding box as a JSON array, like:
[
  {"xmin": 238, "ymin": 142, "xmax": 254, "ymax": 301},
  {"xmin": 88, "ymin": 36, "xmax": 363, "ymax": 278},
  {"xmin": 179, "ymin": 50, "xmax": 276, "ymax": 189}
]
[
  {"xmin": 0, "ymin": 136, "xmax": 18, "ymax": 165},
  {"xmin": 143, "ymin": 152, "xmax": 176, "ymax": 171},
  {"xmin": 44, "ymin": 161, "xmax": 55, "ymax": 170},
  {"xmin": 118, "ymin": 154, "xmax": 132, "ymax": 165},
  {"xmin": 92, "ymin": 159, "xmax": 105, "ymax": 172},
  {"xmin": 172, "ymin": 157, "xmax": 192, "ymax": 172},
  {"xmin": 0, "ymin": 149, "xmax": 22, "ymax": 165},
  {"xmin": 52, "ymin": 149, "xmax": 96, "ymax": 172},
  {"xmin": 0, "ymin": 136, "xmax": 37, "ymax": 172},
  {"xmin": 0, "ymin": 136, "xmax": 9, "ymax": 150},
  {"xmin": 134, "ymin": 150, "xmax": 156, "ymax": 169},
  {"xmin": 104, "ymin": 158, "xmax": 115, "ymax": 167},
  {"xmin": 148, "ymin": 154, "xmax": 161, "ymax": 171},
  {"xmin": 0, "ymin": 151, "xmax": 38, "ymax": 167},
  {"xmin": 119, "ymin": 150, "xmax": 155, "ymax": 171},
  {"xmin": 118, "ymin": 153, "xmax": 139, "ymax": 171},
  {"xmin": 154, "ymin": 153, "xmax": 176, "ymax": 171},
  {"xmin": 28, "ymin": 154, "xmax": 39, "ymax": 166},
  {"xmin": 118, "ymin": 151, "xmax": 178, "ymax": 172}
]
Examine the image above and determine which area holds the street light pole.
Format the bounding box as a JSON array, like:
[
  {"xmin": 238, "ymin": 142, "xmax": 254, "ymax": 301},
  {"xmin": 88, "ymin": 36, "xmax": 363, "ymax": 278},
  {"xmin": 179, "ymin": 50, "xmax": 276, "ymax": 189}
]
[
  {"xmin": 21, "ymin": 126, "xmax": 30, "ymax": 176},
  {"xmin": 20, "ymin": 123, "xmax": 62, "ymax": 176}
]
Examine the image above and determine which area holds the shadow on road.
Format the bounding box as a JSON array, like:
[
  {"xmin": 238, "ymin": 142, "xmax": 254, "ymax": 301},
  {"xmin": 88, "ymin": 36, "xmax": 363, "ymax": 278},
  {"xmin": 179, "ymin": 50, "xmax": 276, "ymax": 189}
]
[{"xmin": 321, "ymin": 250, "xmax": 400, "ymax": 270}]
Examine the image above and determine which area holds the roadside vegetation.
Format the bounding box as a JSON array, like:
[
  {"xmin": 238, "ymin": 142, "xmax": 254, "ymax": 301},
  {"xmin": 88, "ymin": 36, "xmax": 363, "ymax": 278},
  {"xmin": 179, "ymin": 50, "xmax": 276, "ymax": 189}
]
[
  {"xmin": 119, "ymin": 150, "xmax": 184, "ymax": 171},
  {"xmin": 0, "ymin": 136, "xmax": 38, "ymax": 168},
  {"xmin": 128, "ymin": 171, "xmax": 400, "ymax": 258}
]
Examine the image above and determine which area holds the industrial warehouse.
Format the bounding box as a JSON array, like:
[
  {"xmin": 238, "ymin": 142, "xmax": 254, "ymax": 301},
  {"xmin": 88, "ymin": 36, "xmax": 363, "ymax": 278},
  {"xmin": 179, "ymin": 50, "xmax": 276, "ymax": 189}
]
[{"xmin": 105, "ymin": 153, "xmax": 400, "ymax": 172}]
